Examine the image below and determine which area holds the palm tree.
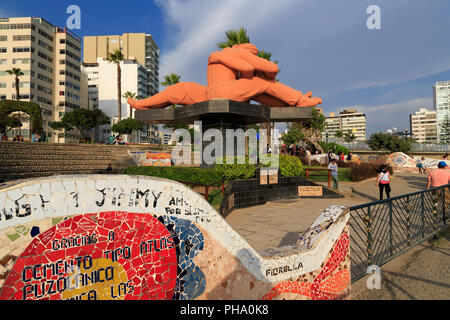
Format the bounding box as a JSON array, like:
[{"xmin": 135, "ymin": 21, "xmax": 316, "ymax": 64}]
[
  {"xmin": 123, "ymin": 91, "xmax": 137, "ymax": 119},
  {"xmin": 161, "ymin": 73, "xmax": 181, "ymax": 87},
  {"xmin": 7, "ymin": 68, "xmax": 24, "ymax": 135},
  {"xmin": 161, "ymin": 74, "xmax": 181, "ymax": 109},
  {"xmin": 106, "ymin": 49, "xmax": 124, "ymax": 122},
  {"xmin": 217, "ymin": 27, "xmax": 251, "ymax": 49}
]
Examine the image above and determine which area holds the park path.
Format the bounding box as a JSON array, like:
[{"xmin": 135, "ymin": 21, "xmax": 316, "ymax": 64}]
[
  {"xmin": 226, "ymin": 172, "xmax": 430, "ymax": 252},
  {"xmin": 352, "ymin": 227, "xmax": 450, "ymax": 300},
  {"xmin": 351, "ymin": 172, "xmax": 429, "ymax": 202}
]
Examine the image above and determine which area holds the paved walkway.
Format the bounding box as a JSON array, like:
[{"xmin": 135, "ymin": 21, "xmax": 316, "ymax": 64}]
[
  {"xmin": 350, "ymin": 172, "xmax": 428, "ymax": 202},
  {"xmin": 352, "ymin": 226, "xmax": 450, "ymax": 300},
  {"xmin": 225, "ymin": 197, "xmax": 365, "ymax": 252},
  {"xmin": 225, "ymin": 172, "xmax": 429, "ymax": 252}
]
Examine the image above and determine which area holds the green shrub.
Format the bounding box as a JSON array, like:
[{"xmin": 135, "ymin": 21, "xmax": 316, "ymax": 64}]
[
  {"xmin": 215, "ymin": 162, "xmax": 257, "ymax": 182},
  {"xmin": 349, "ymin": 162, "xmax": 394, "ymax": 182},
  {"xmin": 279, "ymin": 155, "xmax": 304, "ymax": 177},
  {"xmin": 124, "ymin": 166, "xmax": 224, "ymax": 186}
]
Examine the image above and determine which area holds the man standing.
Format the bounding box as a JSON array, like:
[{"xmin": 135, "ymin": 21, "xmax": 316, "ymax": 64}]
[
  {"xmin": 427, "ymin": 162, "xmax": 450, "ymax": 189},
  {"xmin": 328, "ymin": 158, "xmax": 339, "ymax": 190}
]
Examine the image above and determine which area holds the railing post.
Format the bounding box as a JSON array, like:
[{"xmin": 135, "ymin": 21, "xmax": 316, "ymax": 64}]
[
  {"xmin": 421, "ymin": 192, "xmax": 425, "ymax": 238},
  {"xmin": 433, "ymin": 189, "xmax": 439, "ymax": 233},
  {"xmin": 389, "ymin": 201, "xmax": 393, "ymax": 257},
  {"xmin": 328, "ymin": 170, "xmax": 332, "ymax": 189},
  {"xmin": 306, "ymin": 169, "xmax": 309, "ymax": 181},
  {"xmin": 366, "ymin": 206, "xmax": 373, "ymax": 266},
  {"xmin": 443, "ymin": 186, "xmax": 447, "ymax": 226},
  {"xmin": 406, "ymin": 197, "xmax": 411, "ymax": 247}
]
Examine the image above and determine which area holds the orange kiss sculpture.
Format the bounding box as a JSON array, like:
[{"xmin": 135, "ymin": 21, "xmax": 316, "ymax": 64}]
[{"xmin": 128, "ymin": 43, "xmax": 322, "ymax": 110}]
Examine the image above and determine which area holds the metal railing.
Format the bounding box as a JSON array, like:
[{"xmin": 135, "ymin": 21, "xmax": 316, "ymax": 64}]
[
  {"xmin": 349, "ymin": 184, "xmax": 449, "ymax": 282},
  {"xmin": 326, "ymin": 138, "xmax": 450, "ymax": 153},
  {"xmin": 305, "ymin": 168, "xmax": 332, "ymax": 188}
]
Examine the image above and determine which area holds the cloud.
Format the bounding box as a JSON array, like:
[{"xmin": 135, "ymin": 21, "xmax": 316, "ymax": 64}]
[
  {"xmin": 155, "ymin": 0, "xmax": 304, "ymax": 84},
  {"xmin": 358, "ymin": 97, "xmax": 433, "ymax": 133},
  {"xmin": 155, "ymin": 0, "xmax": 450, "ymax": 100}
]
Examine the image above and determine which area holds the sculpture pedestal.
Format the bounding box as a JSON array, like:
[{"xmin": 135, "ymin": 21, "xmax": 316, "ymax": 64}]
[{"xmin": 135, "ymin": 99, "xmax": 313, "ymax": 166}]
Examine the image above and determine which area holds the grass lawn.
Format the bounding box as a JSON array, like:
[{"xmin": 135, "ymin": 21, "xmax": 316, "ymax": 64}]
[{"xmin": 304, "ymin": 166, "xmax": 352, "ymax": 182}]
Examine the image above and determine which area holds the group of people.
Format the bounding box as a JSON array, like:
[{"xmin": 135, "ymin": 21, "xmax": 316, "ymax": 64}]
[
  {"xmin": 281, "ymin": 144, "xmax": 310, "ymax": 157},
  {"xmin": 108, "ymin": 135, "xmax": 126, "ymax": 146},
  {"xmin": 1, "ymin": 132, "xmax": 25, "ymax": 142}
]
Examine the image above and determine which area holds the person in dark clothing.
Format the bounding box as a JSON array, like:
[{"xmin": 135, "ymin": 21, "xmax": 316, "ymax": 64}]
[
  {"xmin": 106, "ymin": 164, "xmax": 113, "ymax": 174},
  {"xmin": 376, "ymin": 165, "xmax": 391, "ymax": 200}
]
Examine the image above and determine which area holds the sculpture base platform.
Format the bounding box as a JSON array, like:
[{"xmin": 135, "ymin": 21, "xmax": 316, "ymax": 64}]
[{"xmin": 135, "ymin": 99, "xmax": 313, "ymax": 125}]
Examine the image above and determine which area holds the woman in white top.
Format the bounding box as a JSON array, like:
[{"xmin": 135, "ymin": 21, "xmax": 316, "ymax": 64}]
[{"xmin": 376, "ymin": 164, "xmax": 391, "ymax": 200}]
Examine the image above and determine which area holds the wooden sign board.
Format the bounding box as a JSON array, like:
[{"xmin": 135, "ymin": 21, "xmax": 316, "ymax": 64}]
[
  {"xmin": 298, "ymin": 186, "xmax": 323, "ymax": 197},
  {"xmin": 260, "ymin": 168, "xmax": 279, "ymax": 185}
]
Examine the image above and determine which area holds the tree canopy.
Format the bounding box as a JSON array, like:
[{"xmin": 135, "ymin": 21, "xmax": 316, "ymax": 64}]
[
  {"xmin": 55, "ymin": 108, "xmax": 110, "ymax": 142},
  {"xmin": 111, "ymin": 118, "xmax": 144, "ymax": 136},
  {"xmin": 282, "ymin": 108, "xmax": 327, "ymax": 152},
  {"xmin": 368, "ymin": 132, "xmax": 412, "ymax": 154},
  {"xmin": 0, "ymin": 100, "xmax": 43, "ymax": 133}
]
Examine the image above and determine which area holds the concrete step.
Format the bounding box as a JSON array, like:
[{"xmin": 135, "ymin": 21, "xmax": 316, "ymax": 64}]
[
  {"xmin": 1, "ymin": 159, "xmax": 117, "ymax": 167},
  {"xmin": 1, "ymin": 163, "xmax": 119, "ymax": 173}
]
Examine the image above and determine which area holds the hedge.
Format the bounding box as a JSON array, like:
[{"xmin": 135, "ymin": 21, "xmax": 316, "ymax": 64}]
[
  {"xmin": 125, "ymin": 155, "xmax": 305, "ymax": 185},
  {"xmin": 124, "ymin": 167, "xmax": 224, "ymax": 186}
]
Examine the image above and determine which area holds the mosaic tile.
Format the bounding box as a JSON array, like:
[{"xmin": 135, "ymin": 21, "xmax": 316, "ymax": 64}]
[{"xmin": 0, "ymin": 175, "xmax": 351, "ymax": 300}]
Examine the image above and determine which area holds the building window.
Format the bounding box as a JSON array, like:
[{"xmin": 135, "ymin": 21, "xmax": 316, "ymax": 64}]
[
  {"xmin": 0, "ymin": 36, "xmax": 6, "ymax": 41},
  {"xmin": 0, "ymin": 48, "xmax": 7, "ymax": 53},
  {"xmin": 13, "ymin": 35, "xmax": 32, "ymax": 41}
]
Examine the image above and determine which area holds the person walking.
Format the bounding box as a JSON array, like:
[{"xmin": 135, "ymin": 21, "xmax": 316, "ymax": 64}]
[
  {"xmin": 328, "ymin": 158, "xmax": 339, "ymax": 190},
  {"xmin": 327, "ymin": 150, "xmax": 334, "ymax": 164},
  {"xmin": 376, "ymin": 165, "xmax": 391, "ymax": 200},
  {"xmin": 427, "ymin": 162, "xmax": 450, "ymax": 189},
  {"xmin": 347, "ymin": 152, "xmax": 353, "ymax": 162}
]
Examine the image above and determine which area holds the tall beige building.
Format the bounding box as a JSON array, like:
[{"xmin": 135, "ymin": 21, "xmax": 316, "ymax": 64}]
[
  {"xmin": 410, "ymin": 108, "xmax": 438, "ymax": 143},
  {"xmin": 324, "ymin": 108, "xmax": 367, "ymax": 141},
  {"xmin": 0, "ymin": 17, "xmax": 87, "ymax": 142},
  {"xmin": 83, "ymin": 33, "xmax": 159, "ymax": 96}
]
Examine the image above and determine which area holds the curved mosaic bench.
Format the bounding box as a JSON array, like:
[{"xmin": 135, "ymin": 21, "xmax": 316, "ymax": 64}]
[{"xmin": 0, "ymin": 175, "xmax": 351, "ymax": 300}]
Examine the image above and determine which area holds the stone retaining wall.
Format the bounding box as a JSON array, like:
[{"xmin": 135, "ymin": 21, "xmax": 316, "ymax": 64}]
[{"xmin": 0, "ymin": 175, "xmax": 351, "ymax": 300}]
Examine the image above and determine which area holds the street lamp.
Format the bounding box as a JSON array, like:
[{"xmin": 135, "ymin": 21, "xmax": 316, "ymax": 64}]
[
  {"xmin": 404, "ymin": 128, "xmax": 409, "ymax": 141},
  {"xmin": 326, "ymin": 133, "xmax": 329, "ymax": 144}
]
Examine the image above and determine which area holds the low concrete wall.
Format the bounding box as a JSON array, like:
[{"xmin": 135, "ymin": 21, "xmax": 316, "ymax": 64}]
[{"xmin": 0, "ymin": 175, "xmax": 350, "ymax": 300}]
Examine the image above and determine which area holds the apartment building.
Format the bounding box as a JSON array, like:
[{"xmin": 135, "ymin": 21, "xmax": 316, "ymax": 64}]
[
  {"xmin": 83, "ymin": 33, "xmax": 159, "ymax": 96},
  {"xmin": 433, "ymin": 81, "xmax": 450, "ymax": 143},
  {"xmin": 410, "ymin": 108, "xmax": 438, "ymax": 143},
  {"xmin": 0, "ymin": 17, "xmax": 87, "ymax": 142},
  {"xmin": 324, "ymin": 108, "xmax": 367, "ymax": 141},
  {"xmin": 324, "ymin": 112, "xmax": 341, "ymax": 138},
  {"xmin": 82, "ymin": 57, "xmax": 157, "ymax": 144}
]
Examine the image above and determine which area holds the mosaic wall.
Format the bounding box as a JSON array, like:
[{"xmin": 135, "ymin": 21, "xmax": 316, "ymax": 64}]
[
  {"xmin": 0, "ymin": 175, "xmax": 351, "ymax": 300},
  {"xmin": 130, "ymin": 152, "xmax": 172, "ymax": 167},
  {"xmin": 387, "ymin": 152, "xmax": 450, "ymax": 169}
]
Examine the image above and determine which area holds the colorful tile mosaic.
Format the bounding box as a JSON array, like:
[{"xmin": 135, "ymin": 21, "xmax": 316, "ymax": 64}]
[{"xmin": 0, "ymin": 175, "xmax": 351, "ymax": 300}]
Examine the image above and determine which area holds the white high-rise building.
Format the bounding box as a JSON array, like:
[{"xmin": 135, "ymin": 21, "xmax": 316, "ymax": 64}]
[
  {"xmin": 83, "ymin": 57, "xmax": 151, "ymax": 143},
  {"xmin": 434, "ymin": 81, "xmax": 450, "ymax": 143}
]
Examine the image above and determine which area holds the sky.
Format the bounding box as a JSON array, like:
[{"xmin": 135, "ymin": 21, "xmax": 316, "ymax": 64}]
[{"xmin": 1, "ymin": 0, "xmax": 450, "ymax": 135}]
